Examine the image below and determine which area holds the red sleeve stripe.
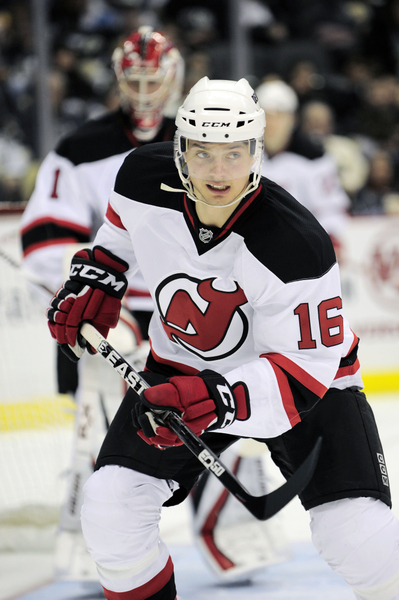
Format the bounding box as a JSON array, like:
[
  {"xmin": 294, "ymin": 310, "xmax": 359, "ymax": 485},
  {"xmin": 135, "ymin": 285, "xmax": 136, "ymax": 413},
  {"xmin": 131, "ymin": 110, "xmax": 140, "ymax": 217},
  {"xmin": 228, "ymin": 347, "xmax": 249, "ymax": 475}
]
[
  {"xmin": 20, "ymin": 216, "xmax": 90, "ymax": 237},
  {"xmin": 261, "ymin": 352, "xmax": 328, "ymax": 398},
  {"xmin": 266, "ymin": 359, "xmax": 301, "ymax": 426},
  {"xmin": 334, "ymin": 357, "xmax": 360, "ymax": 380},
  {"xmin": 23, "ymin": 237, "xmax": 81, "ymax": 258},
  {"xmin": 106, "ymin": 203, "xmax": 127, "ymax": 230},
  {"xmin": 102, "ymin": 556, "xmax": 174, "ymax": 600}
]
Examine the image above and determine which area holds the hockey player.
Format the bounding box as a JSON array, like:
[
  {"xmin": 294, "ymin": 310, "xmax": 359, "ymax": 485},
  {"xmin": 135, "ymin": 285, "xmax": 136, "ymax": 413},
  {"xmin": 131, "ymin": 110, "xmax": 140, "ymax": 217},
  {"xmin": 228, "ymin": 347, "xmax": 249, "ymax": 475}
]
[
  {"xmin": 256, "ymin": 78, "xmax": 350, "ymax": 250},
  {"xmin": 190, "ymin": 79, "xmax": 354, "ymax": 577},
  {"xmin": 47, "ymin": 76, "xmax": 399, "ymax": 600},
  {"xmin": 20, "ymin": 27, "xmax": 283, "ymax": 581}
]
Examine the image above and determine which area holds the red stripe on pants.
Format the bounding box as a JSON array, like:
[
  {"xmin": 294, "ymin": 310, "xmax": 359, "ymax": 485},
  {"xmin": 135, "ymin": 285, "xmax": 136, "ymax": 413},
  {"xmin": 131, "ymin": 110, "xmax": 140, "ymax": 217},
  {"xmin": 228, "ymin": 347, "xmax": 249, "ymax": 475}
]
[{"xmin": 102, "ymin": 556, "xmax": 174, "ymax": 600}]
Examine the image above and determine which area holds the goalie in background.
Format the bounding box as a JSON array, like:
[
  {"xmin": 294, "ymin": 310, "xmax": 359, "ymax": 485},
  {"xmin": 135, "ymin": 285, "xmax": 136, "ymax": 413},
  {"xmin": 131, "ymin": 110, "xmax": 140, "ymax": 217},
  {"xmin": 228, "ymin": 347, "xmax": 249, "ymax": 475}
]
[
  {"xmin": 19, "ymin": 26, "xmax": 182, "ymax": 581},
  {"xmin": 47, "ymin": 76, "xmax": 399, "ymax": 600},
  {"xmin": 19, "ymin": 27, "xmax": 289, "ymax": 583}
]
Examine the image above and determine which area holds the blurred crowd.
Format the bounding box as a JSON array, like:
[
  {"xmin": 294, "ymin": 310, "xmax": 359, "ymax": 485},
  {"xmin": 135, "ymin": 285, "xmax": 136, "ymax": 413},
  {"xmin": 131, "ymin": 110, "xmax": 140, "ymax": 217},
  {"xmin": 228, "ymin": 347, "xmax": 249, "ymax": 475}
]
[{"xmin": 1, "ymin": 0, "xmax": 399, "ymax": 215}]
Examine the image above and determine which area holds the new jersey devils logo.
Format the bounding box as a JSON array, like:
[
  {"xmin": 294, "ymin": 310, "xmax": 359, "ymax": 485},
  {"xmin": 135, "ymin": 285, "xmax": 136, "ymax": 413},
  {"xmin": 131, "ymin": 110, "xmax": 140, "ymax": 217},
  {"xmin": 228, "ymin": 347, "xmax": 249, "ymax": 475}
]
[{"xmin": 155, "ymin": 274, "xmax": 249, "ymax": 360}]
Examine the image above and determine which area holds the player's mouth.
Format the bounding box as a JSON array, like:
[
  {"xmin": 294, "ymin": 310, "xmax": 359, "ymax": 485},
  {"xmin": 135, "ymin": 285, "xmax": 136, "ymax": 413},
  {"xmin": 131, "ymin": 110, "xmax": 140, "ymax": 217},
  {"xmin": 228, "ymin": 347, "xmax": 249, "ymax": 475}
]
[{"xmin": 206, "ymin": 183, "xmax": 231, "ymax": 194}]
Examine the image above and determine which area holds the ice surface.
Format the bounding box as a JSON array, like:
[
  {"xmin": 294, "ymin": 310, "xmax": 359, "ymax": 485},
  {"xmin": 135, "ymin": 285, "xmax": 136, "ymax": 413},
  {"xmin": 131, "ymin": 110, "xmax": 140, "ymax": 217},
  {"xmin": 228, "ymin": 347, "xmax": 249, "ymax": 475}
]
[{"xmin": 10, "ymin": 543, "xmax": 353, "ymax": 600}]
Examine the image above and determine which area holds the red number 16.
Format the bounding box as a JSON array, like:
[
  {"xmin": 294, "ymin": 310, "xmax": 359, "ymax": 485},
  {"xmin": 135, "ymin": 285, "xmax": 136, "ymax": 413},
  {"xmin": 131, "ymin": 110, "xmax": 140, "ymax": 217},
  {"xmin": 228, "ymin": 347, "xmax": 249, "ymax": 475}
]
[{"xmin": 294, "ymin": 297, "xmax": 344, "ymax": 349}]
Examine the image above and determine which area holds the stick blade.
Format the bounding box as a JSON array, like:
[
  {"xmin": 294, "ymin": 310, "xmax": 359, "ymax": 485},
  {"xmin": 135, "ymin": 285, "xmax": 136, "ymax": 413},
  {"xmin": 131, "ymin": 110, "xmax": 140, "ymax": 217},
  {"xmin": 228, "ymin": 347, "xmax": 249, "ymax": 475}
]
[{"xmin": 247, "ymin": 437, "xmax": 322, "ymax": 520}]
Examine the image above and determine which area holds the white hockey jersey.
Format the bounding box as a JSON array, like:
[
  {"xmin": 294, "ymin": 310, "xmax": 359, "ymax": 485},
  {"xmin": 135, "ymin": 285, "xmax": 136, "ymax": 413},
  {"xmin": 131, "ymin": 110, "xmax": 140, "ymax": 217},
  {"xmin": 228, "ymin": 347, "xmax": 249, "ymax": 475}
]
[
  {"xmin": 93, "ymin": 141, "xmax": 363, "ymax": 440},
  {"xmin": 20, "ymin": 109, "xmax": 175, "ymax": 311}
]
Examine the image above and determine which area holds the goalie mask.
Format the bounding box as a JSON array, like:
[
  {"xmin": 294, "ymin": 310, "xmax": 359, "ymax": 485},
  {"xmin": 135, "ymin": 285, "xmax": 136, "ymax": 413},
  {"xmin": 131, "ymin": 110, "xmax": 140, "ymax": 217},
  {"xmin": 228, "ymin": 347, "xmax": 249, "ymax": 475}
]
[
  {"xmin": 113, "ymin": 27, "xmax": 184, "ymax": 141},
  {"xmin": 174, "ymin": 77, "xmax": 266, "ymax": 207}
]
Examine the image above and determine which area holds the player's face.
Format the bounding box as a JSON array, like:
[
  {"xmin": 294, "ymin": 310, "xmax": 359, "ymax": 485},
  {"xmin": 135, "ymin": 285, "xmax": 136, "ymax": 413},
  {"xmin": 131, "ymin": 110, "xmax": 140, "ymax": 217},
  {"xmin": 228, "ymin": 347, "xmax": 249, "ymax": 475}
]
[{"xmin": 184, "ymin": 141, "xmax": 254, "ymax": 206}]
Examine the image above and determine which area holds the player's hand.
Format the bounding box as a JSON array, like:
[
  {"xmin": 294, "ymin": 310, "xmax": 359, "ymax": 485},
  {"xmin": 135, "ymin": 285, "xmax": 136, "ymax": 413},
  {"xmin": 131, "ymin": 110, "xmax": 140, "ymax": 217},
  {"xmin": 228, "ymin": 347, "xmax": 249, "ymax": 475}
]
[
  {"xmin": 47, "ymin": 245, "xmax": 128, "ymax": 362},
  {"xmin": 133, "ymin": 370, "xmax": 250, "ymax": 447}
]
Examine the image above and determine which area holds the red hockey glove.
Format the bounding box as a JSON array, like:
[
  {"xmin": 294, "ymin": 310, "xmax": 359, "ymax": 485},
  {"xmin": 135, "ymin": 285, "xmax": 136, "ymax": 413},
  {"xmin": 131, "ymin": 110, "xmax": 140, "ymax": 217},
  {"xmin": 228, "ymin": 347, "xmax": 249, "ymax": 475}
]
[
  {"xmin": 133, "ymin": 370, "xmax": 250, "ymax": 448},
  {"xmin": 47, "ymin": 246, "xmax": 128, "ymax": 362}
]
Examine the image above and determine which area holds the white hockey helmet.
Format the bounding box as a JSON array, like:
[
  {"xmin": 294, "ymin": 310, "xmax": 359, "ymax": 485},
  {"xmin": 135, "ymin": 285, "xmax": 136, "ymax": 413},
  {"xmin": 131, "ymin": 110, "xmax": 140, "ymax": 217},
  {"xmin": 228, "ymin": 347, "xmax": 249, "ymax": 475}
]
[
  {"xmin": 112, "ymin": 26, "xmax": 184, "ymax": 141},
  {"xmin": 174, "ymin": 77, "xmax": 266, "ymax": 205}
]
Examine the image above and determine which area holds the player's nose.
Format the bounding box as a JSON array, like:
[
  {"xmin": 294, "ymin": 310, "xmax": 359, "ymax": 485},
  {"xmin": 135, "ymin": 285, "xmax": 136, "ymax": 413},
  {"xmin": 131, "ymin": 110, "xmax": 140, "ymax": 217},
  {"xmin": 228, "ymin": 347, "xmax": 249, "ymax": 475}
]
[{"xmin": 209, "ymin": 157, "xmax": 228, "ymax": 177}]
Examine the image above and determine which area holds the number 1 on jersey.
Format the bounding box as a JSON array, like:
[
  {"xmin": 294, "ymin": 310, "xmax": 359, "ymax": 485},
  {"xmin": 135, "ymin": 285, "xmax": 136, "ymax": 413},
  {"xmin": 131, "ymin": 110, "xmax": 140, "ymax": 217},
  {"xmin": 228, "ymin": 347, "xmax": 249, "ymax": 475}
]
[{"xmin": 51, "ymin": 168, "xmax": 61, "ymax": 198}]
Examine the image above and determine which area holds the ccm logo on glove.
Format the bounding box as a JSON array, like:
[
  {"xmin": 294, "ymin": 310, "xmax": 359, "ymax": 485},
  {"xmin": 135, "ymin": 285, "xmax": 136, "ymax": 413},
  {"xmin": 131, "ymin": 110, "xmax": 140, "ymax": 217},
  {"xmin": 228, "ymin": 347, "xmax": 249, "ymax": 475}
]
[
  {"xmin": 214, "ymin": 382, "xmax": 238, "ymax": 428},
  {"xmin": 47, "ymin": 245, "xmax": 128, "ymax": 362},
  {"xmin": 132, "ymin": 370, "xmax": 250, "ymax": 448},
  {"xmin": 69, "ymin": 261, "xmax": 127, "ymax": 295}
]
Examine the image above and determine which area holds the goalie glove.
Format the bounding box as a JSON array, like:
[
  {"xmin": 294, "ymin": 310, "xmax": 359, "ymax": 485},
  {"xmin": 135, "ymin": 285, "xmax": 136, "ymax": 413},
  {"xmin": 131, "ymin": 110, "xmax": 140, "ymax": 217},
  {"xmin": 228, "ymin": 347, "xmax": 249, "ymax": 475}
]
[
  {"xmin": 47, "ymin": 245, "xmax": 128, "ymax": 362},
  {"xmin": 132, "ymin": 370, "xmax": 250, "ymax": 448}
]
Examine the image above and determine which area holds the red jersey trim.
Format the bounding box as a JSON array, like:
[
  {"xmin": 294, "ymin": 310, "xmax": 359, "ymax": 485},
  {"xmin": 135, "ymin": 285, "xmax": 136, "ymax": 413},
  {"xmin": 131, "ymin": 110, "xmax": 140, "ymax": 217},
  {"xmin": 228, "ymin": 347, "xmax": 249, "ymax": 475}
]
[
  {"xmin": 23, "ymin": 237, "xmax": 81, "ymax": 258},
  {"xmin": 183, "ymin": 185, "xmax": 262, "ymax": 240},
  {"xmin": 266, "ymin": 359, "xmax": 301, "ymax": 426},
  {"xmin": 333, "ymin": 331, "xmax": 360, "ymax": 380},
  {"xmin": 106, "ymin": 203, "xmax": 127, "ymax": 230},
  {"xmin": 183, "ymin": 195, "xmax": 195, "ymax": 229},
  {"xmin": 20, "ymin": 216, "xmax": 90, "ymax": 237},
  {"xmin": 216, "ymin": 185, "xmax": 262, "ymax": 240},
  {"xmin": 347, "ymin": 331, "xmax": 359, "ymax": 355},
  {"xmin": 102, "ymin": 556, "xmax": 174, "ymax": 600},
  {"xmin": 261, "ymin": 352, "xmax": 328, "ymax": 398},
  {"xmin": 334, "ymin": 357, "xmax": 361, "ymax": 380}
]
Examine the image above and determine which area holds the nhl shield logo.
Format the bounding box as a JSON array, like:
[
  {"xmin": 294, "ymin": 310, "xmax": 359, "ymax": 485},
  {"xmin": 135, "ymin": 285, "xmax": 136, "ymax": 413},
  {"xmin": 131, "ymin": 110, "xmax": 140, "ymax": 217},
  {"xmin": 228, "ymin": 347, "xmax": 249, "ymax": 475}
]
[{"xmin": 199, "ymin": 228, "xmax": 213, "ymax": 243}]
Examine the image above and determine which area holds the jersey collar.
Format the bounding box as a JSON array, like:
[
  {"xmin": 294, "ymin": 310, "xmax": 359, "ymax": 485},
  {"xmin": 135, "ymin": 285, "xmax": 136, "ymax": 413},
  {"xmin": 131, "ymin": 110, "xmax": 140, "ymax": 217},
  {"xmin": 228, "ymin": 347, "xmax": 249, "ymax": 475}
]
[{"xmin": 183, "ymin": 184, "xmax": 263, "ymax": 254}]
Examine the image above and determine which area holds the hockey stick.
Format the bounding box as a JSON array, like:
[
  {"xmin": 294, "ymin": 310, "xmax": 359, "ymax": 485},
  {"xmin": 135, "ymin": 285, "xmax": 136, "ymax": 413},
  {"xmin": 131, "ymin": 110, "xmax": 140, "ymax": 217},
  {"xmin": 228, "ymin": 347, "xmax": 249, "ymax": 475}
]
[{"xmin": 80, "ymin": 322, "xmax": 322, "ymax": 521}]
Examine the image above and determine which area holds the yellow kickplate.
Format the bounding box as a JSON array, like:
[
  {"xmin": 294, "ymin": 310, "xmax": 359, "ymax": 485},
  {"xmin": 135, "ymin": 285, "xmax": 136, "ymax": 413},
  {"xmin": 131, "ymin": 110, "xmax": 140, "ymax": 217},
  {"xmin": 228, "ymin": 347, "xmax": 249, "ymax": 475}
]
[
  {"xmin": 362, "ymin": 372, "xmax": 399, "ymax": 395},
  {"xmin": 0, "ymin": 394, "xmax": 75, "ymax": 431}
]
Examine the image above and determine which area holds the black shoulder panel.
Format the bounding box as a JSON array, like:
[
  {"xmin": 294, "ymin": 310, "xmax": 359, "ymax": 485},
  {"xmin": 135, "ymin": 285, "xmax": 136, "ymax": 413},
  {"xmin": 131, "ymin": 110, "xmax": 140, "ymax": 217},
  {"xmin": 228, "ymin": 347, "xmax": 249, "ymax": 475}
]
[
  {"xmin": 237, "ymin": 178, "xmax": 336, "ymax": 283},
  {"xmin": 114, "ymin": 141, "xmax": 184, "ymax": 210},
  {"xmin": 56, "ymin": 110, "xmax": 134, "ymax": 165},
  {"xmin": 56, "ymin": 111, "xmax": 176, "ymax": 166}
]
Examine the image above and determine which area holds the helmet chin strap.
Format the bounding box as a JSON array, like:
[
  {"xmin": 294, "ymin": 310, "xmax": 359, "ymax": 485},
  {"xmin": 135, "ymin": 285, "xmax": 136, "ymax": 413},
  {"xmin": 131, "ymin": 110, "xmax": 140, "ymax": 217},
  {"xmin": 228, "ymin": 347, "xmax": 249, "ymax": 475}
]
[
  {"xmin": 188, "ymin": 191, "xmax": 244, "ymax": 209},
  {"xmin": 186, "ymin": 179, "xmax": 254, "ymax": 209},
  {"xmin": 160, "ymin": 178, "xmax": 257, "ymax": 211}
]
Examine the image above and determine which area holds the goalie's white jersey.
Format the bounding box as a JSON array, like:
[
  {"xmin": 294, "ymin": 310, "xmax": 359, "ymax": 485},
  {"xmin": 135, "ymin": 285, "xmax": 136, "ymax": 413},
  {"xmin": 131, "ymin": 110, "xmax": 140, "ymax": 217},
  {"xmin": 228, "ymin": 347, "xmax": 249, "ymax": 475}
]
[
  {"xmin": 94, "ymin": 140, "xmax": 363, "ymax": 440},
  {"xmin": 20, "ymin": 109, "xmax": 175, "ymax": 310}
]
